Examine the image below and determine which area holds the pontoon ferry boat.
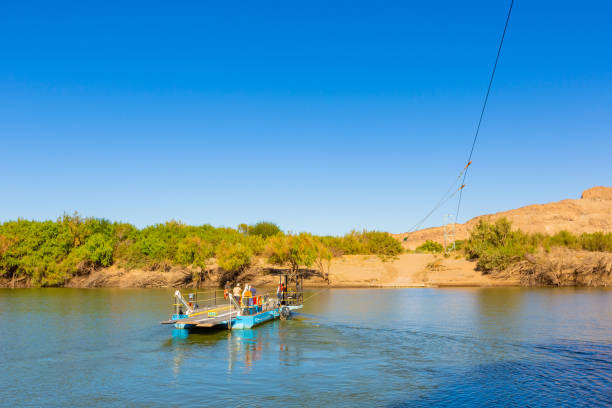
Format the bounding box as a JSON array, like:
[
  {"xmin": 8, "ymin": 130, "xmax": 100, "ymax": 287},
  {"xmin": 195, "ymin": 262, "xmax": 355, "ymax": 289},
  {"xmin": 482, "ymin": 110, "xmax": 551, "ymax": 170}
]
[{"xmin": 161, "ymin": 273, "xmax": 303, "ymax": 330}]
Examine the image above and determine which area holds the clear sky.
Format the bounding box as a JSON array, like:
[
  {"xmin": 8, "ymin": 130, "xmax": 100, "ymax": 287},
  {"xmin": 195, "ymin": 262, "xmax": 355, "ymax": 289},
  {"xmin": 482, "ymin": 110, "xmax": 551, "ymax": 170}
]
[{"xmin": 1, "ymin": 1, "xmax": 610, "ymax": 235}]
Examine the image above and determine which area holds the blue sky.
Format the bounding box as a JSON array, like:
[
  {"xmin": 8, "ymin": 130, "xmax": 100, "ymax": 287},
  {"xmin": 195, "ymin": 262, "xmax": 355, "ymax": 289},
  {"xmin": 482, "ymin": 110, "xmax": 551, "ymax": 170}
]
[{"xmin": 1, "ymin": 1, "xmax": 610, "ymax": 235}]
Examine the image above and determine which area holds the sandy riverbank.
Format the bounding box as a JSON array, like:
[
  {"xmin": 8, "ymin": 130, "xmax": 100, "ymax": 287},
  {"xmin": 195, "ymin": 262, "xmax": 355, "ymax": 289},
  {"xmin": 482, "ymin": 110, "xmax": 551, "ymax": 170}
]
[
  {"xmin": 1, "ymin": 253, "xmax": 517, "ymax": 289},
  {"xmin": 5, "ymin": 248, "xmax": 610, "ymax": 289},
  {"xmin": 324, "ymin": 254, "xmax": 518, "ymax": 287}
]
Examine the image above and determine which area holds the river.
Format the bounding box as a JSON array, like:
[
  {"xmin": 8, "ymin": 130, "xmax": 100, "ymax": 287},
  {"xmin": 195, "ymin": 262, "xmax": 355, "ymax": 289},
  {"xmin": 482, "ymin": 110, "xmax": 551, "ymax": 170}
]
[{"xmin": 1, "ymin": 288, "xmax": 610, "ymax": 407}]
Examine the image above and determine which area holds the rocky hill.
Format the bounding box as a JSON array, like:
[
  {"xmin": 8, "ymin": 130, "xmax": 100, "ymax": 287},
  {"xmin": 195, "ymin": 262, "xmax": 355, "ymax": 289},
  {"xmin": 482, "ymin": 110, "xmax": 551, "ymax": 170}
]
[{"xmin": 395, "ymin": 186, "xmax": 612, "ymax": 249}]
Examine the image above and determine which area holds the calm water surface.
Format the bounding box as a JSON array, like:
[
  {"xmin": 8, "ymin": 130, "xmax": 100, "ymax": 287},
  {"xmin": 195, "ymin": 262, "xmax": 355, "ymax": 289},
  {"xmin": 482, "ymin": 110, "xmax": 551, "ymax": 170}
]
[{"xmin": 1, "ymin": 288, "xmax": 610, "ymax": 407}]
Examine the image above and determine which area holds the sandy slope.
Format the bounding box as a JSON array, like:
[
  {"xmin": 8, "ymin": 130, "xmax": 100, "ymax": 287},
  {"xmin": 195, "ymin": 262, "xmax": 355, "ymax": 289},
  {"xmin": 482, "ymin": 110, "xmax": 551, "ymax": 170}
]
[
  {"xmin": 394, "ymin": 186, "xmax": 612, "ymax": 249},
  {"xmin": 322, "ymin": 254, "xmax": 515, "ymax": 287}
]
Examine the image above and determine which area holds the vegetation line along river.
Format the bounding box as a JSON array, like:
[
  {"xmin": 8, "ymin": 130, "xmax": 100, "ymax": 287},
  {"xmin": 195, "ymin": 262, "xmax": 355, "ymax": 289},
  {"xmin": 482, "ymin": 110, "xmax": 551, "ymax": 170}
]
[{"xmin": 1, "ymin": 214, "xmax": 611, "ymax": 289}]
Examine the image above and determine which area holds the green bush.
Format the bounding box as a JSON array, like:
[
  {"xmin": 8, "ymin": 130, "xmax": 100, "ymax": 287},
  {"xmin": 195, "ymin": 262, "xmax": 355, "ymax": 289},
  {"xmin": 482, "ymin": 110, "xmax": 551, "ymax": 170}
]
[
  {"xmin": 318, "ymin": 230, "xmax": 402, "ymax": 259},
  {"xmin": 266, "ymin": 233, "xmax": 317, "ymax": 273},
  {"xmin": 549, "ymin": 230, "xmax": 579, "ymax": 248},
  {"xmin": 0, "ymin": 216, "xmax": 115, "ymax": 285},
  {"xmin": 175, "ymin": 236, "xmax": 214, "ymax": 269},
  {"xmin": 464, "ymin": 221, "xmax": 612, "ymax": 273},
  {"xmin": 247, "ymin": 222, "xmax": 282, "ymax": 238},
  {"xmin": 580, "ymin": 232, "xmax": 612, "ymax": 252},
  {"xmin": 453, "ymin": 240, "xmax": 464, "ymax": 251},
  {"xmin": 360, "ymin": 231, "xmax": 403, "ymax": 258},
  {"xmin": 415, "ymin": 240, "xmax": 444, "ymax": 253},
  {"xmin": 3, "ymin": 213, "xmax": 608, "ymax": 286},
  {"xmin": 465, "ymin": 219, "xmax": 535, "ymax": 272},
  {"xmin": 84, "ymin": 233, "xmax": 114, "ymax": 267},
  {"xmin": 217, "ymin": 242, "xmax": 253, "ymax": 273}
]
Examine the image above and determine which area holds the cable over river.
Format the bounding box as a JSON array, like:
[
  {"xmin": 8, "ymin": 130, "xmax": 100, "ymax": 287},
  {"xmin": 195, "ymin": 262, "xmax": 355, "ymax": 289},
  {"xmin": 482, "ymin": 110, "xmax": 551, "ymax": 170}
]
[{"xmin": 1, "ymin": 288, "xmax": 610, "ymax": 407}]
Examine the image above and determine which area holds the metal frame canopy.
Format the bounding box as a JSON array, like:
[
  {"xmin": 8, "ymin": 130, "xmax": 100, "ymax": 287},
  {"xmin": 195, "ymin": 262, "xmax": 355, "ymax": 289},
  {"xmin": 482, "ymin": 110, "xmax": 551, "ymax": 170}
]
[{"xmin": 278, "ymin": 272, "xmax": 304, "ymax": 307}]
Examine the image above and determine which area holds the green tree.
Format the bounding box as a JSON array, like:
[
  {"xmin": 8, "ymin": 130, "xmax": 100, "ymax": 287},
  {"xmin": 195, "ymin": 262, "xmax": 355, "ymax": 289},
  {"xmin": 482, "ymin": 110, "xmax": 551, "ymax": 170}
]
[
  {"xmin": 217, "ymin": 242, "xmax": 253, "ymax": 287},
  {"xmin": 360, "ymin": 231, "xmax": 403, "ymax": 258},
  {"xmin": 217, "ymin": 242, "xmax": 253, "ymax": 274},
  {"xmin": 176, "ymin": 236, "xmax": 214, "ymax": 270},
  {"xmin": 83, "ymin": 233, "xmax": 114, "ymax": 267},
  {"xmin": 248, "ymin": 221, "xmax": 282, "ymax": 238},
  {"xmin": 465, "ymin": 218, "xmax": 533, "ymax": 272},
  {"xmin": 266, "ymin": 233, "xmax": 317, "ymax": 275},
  {"xmin": 313, "ymin": 239, "xmax": 333, "ymax": 283}
]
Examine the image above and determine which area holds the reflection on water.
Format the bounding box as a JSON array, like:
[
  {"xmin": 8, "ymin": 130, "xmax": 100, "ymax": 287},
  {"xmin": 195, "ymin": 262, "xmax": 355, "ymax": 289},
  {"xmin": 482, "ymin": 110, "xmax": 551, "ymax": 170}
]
[
  {"xmin": 0, "ymin": 288, "xmax": 610, "ymax": 407},
  {"xmin": 167, "ymin": 318, "xmax": 309, "ymax": 376},
  {"xmin": 230, "ymin": 328, "xmax": 263, "ymax": 372}
]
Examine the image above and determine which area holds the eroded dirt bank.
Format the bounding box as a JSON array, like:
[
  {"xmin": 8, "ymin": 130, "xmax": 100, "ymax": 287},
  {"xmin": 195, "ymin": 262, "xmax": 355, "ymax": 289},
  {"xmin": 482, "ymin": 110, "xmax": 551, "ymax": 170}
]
[
  {"xmin": 70, "ymin": 253, "xmax": 520, "ymax": 288},
  {"xmin": 4, "ymin": 250, "xmax": 610, "ymax": 289},
  {"xmin": 1, "ymin": 254, "xmax": 516, "ymax": 288}
]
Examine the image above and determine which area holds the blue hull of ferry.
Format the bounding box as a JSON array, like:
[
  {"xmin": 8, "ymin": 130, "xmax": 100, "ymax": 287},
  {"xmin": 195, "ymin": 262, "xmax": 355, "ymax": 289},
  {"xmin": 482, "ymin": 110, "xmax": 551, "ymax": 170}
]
[
  {"xmin": 172, "ymin": 310, "xmax": 280, "ymax": 330},
  {"xmin": 172, "ymin": 305, "xmax": 302, "ymax": 330},
  {"xmin": 231, "ymin": 309, "xmax": 279, "ymax": 329},
  {"xmin": 172, "ymin": 314, "xmax": 193, "ymax": 329}
]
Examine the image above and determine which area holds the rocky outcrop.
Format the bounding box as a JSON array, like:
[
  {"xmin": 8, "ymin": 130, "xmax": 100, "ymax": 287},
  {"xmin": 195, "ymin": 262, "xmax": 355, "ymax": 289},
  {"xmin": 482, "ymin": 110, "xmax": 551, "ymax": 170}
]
[
  {"xmin": 395, "ymin": 186, "xmax": 612, "ymax": 249},
  {"xmin": 581, "ymin": 186, "xmax": 612, "ymax": 201}
]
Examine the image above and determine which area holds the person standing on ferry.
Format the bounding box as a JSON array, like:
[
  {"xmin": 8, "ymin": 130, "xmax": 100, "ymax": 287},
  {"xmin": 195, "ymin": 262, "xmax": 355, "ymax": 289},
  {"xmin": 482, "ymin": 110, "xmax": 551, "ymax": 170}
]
[
  {"xmin": 277, "ymin": 283, "xmax": 285, "ymax": 305},
  {"xmin": 242, "ymin": 284, "xmax": 253, "ymax": 314},
  {"xmin": 233, "ymin": 283, "xmax": 242, "ymax": 306},
  {"xmin": 250, "ymin": 285, "xmax": 258, "ymax": 311}
]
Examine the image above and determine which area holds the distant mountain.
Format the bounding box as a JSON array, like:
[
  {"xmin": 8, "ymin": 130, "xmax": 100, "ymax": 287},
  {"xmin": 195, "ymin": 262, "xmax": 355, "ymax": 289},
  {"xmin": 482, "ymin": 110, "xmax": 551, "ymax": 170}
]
[{"xmin": 394, "ymin": 186, "xmax": 612, "ymax": 249}]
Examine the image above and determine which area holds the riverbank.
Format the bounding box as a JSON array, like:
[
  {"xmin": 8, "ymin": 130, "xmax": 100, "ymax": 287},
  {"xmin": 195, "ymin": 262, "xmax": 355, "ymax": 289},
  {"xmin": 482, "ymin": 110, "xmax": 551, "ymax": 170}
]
[
  {"xmin": 0, "ymin": 253, "xmax": 517, "ymax": 288},
  {"xmin": 3, "ymin": 249, "xmax": 610, "ymax": 289},
  {"xmin": 2, "ymin": 187, "xmax": 610, "ymax": 289}
]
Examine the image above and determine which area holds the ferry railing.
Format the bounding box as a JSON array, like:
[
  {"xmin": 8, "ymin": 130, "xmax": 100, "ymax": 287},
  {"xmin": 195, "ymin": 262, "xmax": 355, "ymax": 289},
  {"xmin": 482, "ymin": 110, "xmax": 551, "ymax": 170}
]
[
  {"xmin": 176, "ymin": 289, "xmax": 227, "ymax": 310},
  {"xmin": 235, "ymin": 292, "xmax": 281, "ymax": 315},
  {"xmin": 228, "ymin": 293, "xmax": 241, "ymax": 310},
  {"xmin": 278, "ymin": 289, "xmax": 303, "ymax": 307},
  {"xmin": 174, "ymin": 286, "xmax": 303, "ymax": 317}
]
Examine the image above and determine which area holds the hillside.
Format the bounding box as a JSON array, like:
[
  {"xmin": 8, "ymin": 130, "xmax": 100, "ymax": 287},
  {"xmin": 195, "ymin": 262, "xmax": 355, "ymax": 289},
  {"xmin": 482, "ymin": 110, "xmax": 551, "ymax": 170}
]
[{"xmin": 395, "ymin": 186, "xmax": 612, "ymax": 249}]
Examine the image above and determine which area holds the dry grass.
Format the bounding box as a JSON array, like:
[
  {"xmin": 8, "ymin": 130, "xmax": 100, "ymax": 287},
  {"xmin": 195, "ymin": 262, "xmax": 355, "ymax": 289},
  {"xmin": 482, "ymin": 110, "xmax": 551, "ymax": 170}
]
[
  {"xmin": 425, "ymin": 258, "xmax": 446, "ymax": 272},
  {"xmin": 501, "ymin": 247, "xmax": 612, "ymax": 287}
]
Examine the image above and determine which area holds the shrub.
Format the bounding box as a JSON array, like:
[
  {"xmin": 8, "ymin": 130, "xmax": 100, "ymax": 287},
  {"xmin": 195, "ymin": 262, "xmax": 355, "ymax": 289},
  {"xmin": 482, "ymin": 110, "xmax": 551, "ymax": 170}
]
[
  {"xmin": 465, "ymin": 219, "xmax": 535, "ymax": 272},
  {"xmin": 580, "ymin": 232, "xmax": 612, "ymax": 252},
  {"xmin": 84, "ymin": 233, "xmax": 114, "ymax": 267},
  {"xmin": 360, "ymin": 231, "xmax": 403, "ymax": 258},
  {"xmin": 4, "ymin": 213, "xmax": 608, "ymax": 286},
  {"xmin": 425, "ymin": 258, "xmax": 445, "ymax": 271},
  {"xmin": 217, "ymin": 242, "xmax": 253, "ymax": 274},
  {"xmin": 247, "ymin": 222, "xmax": 282, "ymax": 238},
  {"xmin": 416, "ymin": 240, "xmax": 444, "ymax": 253},
  {"xmin": 549, "ymin": 230, "xmax": 579, "ymax": 248},
  {"xmin": 318, "ymin": 230, "xmax": 402, "ymax": 259},
  {"xmin": 453, "ymin": 240, "xmax": 464, "ymax": 251},
  {"xmin": 175, "ymin": 236, "xmax": 214, "ymax": 269},
  {"xmin": 266, "ymin": 233, "xmax": 317, "ymax": 274},
  {"xmin": 313, "ymin": 239, "xmax": 333, "ymax": 282}
]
